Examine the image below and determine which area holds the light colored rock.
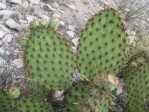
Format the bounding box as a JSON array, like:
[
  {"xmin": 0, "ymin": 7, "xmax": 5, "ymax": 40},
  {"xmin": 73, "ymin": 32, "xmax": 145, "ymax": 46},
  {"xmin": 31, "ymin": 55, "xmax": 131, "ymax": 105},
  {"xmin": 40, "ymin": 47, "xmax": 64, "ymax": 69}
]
[
  {"xmin": 0, "ymin": 41, "xmax": 3, "ymax": 45},
  {"xmin": 68, "ymin": 25, "xmax": 76, "ymax": 31},
  {"xmin": 21, "ymin": 1, "xmax": 28, "ymax": 8},
  {"xmin": 0, "ymin": 31, "xmax": 5, "ymax": 39},
  {"xmin": 0, "ymin": 48, "xmax": 9, "ymax": 55},
  {"xmin": 0, "ymin": 10, "xmax": 14, "ymax": 16},
  {"xmin": 39, "ymin": 15, "xmax": 49, "ymax": 21},
  {"xmin": 2, "ymin": 34, "xmax": 13, "ymax": 43},
  {"xmin": 5, "ymin": 18, "xmax": 20, "ymax": 30},
  {"xmin": 72, "ymin": 38, "xmax": 78, "ymax": 46},
  {"xmin": 67, "ymin": 4, "xmax": 76, "ymax": 10},
  {"xmin": 67, "ymin": 31, "xmax": 74, "ymax": 38},
  {"xmin": 12, "ymin": 59, "xmax": 23, "ymax": 68},
  {"xmin": 26, "ymin": 16, "xmax": 34, "ymax": 23},
  {"xmin": 51, "ymin": 3, "xmax": 58, "ymax": 8},
  {"xmin": 0, "ymin": 2, "xmax": 7, "ymax": 9},
  {"xmin": 0, "ymin": 24, "xmax": 10, "ymax": 32},
  {"xmin": 0, "ymin": 57, "xmax": 6, "ymax": 66},
  {"xmin": 52, "ymin": 13, "xmax": 60, "ymax": 18},
  {"xmin": 29, "ymin": 0, "xmax": 40, "ymax": 4},
  {"xmin": 47, "ymin": 4, "xmax": 56, "ymax": 11},
  {"xmin": 59, "ymin": 21, "xmax": 65, "ymax": 27},
  {"xmin": 116, "ymin": 86, "xmax": 123, "ymax": 95},
  {"xmin": 7, "ymin": 0, "xmax": 22, "ymax": 4},
  {"xmin": 19, "ymin": 19, "xmax": 28, "ymax": 24}
]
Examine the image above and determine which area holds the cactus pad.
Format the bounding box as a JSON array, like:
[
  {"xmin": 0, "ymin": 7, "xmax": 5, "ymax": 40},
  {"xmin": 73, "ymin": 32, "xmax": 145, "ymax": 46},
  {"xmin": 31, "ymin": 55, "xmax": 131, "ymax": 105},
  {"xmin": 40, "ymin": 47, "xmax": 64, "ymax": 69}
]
[
  {"xmin": 0, "ymin": 89, "xmax": 13, "ymax": 112},
  {"xmin": 124, "ymin": 51, "xmax": 149, "ymax": 112},
  {"xmin": 77, "ymin": 8, "xmax": 128, "ymax": 81},
  {"xmin": 24, "ymin": 22, "xmax": 75, "ymax": 90},
  {"xmin": 16, "ymin": 96, "xmax": 53, "ymax": 112}
]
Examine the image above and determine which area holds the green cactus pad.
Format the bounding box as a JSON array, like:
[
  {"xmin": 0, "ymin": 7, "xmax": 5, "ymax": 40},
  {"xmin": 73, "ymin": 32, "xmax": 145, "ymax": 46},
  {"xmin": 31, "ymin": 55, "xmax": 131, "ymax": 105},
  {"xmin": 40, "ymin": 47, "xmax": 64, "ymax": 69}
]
[
  {"xmin": 77, "ymin": 8, "xmax": 128, "ymax": 81},
  {"xmin": 24, "ymin": 26, "xmax": 75, "ymax": 90},
  {"xmin": 16, "ymin": 96, "xmax": 53, "ymax": 112},
  {"xmin": 64, "ymin": 82, "xmax": 109, "ymax": 112},
  {"xmin": 0, "ymin": 89, "xmax": 13, "ymax": 112},
  {"xmin": 124, "ymin": 51, "xmax": 149, "ymax": 112}
]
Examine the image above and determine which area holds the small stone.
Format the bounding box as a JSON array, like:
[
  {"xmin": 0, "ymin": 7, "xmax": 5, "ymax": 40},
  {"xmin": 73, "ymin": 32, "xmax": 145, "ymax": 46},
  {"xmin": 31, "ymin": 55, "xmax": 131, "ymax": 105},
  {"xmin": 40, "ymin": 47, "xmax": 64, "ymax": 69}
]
[
  {"xmin": 67, "ymin": 4, "xmax": 76, "ymax": 10},
  {"xmin": 59, "ymin": 21, "xmax": 65, "ymax": 27},
  {"xmin": 21, "ymin": 1, "xmax": 28, "ymax": 8},
  {"xmin": 26, "ymin": 16, "xmax": 34, "ymax": 23},
  {"xmin": 39, "ymin": 15, "xmax": 49, "ymax": 21},
  {"xmin": 116, "ymin": 86, "xmax": 123, "ymax": 95},
  {"xmin": 5, "ymin": 18, "xmax": 20, "ymax": 30},
  {"xmin": 68, "ymin": 25, "xmax": 76, "ymax": 31},
  {"xmin": 0, "ymin": 2, "xmax": 7, "ymax": 9},
  {"xmin": 7, "ymin": 0, "xmax": 22, "ymax": 4},
  {"xmin": 67, "ymin": 31, "xmax": 74, "ymax": 38},
  {"xmin": 2, "ymin": 34, "xmax": 13, "ymax": 43},
  {"xmin": 29, "ymin": 0, "xmax": 40, "ymax": 4},
  {"xmin": 0, "ymin": 57, "xmax": 6, "ymax": 66},
  {"xmin": 0, "ymin": 10, "xmax": 14, "ymax": 16},
  {"xmin": 72, "ymin": 38, "xmax": 78, "ymax": 46},
  {"xmin": 0, "ymin": 24, "xmax": 10, "ymax": 32},
  {"xmin": 51, "ymin": 3, "xmax": 58, "ymax": 8},
  {"xmin": 12, "ymin": 59, "xmax": 23, "ymax": 68},
  {"xmin": 47, "ymin": 4, "xmax": 56, "ymax": 11},
  {"xmin": 0, "ymin": 48, "xmax": 9, "ymax": 55},
  {"xmin": 19, "ymin": 19, "xmax": 28, "ymax": 24},
  {"xmin": 52, "ymin": 13, "xmax": 60, "ymax": 18},
  {"xmin": 0, "ymin": 31, "xmax": 5, "ymax": 39}
]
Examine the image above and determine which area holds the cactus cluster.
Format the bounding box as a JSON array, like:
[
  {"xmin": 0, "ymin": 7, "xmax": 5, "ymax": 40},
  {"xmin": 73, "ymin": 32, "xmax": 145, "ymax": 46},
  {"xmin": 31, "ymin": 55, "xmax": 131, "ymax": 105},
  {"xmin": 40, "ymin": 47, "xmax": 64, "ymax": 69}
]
[{"xmin": 0, "ymin": 5, "xmax": 148, "ymax": 112}]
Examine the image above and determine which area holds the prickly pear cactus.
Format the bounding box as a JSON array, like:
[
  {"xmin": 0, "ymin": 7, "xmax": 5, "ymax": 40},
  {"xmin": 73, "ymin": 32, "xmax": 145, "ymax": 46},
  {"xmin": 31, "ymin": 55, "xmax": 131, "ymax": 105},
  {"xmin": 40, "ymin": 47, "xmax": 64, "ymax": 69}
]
[
  {"xmin": 77, "ymin": 8, "xmax": 128, "ymax": 81},
  {"xmin": 124, "ymin": 50, "xmax": 149, "ymax": 112},
  {"xmin": 64, "ymin": 82, "xmax": 110, "ymax": 112},
  {"xmin": 23, "ymin": 21, "xmax": 75, "ymax": 90},
  {"xmin": 16, "ymin": 96, "xmax": 53, "ymax": 112},
  {"xmin": 0, "ymin": 89, "xmax": 13, "ymax": 112}
]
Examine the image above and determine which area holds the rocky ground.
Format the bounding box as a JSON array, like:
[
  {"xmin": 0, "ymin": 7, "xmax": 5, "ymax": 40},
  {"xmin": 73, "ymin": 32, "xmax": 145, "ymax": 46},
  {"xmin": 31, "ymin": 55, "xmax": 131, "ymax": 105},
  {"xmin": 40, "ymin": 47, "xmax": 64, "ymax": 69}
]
[{"xmin": 0, "ymin": 0, "xmax": 149, "ymax": 111}]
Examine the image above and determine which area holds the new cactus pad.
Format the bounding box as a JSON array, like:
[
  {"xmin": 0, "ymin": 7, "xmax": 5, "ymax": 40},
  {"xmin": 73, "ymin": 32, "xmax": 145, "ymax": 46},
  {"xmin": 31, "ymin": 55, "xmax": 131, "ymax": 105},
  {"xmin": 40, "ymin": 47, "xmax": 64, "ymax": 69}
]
[
  {"xmin": 0, "ymin": 89, "xmax": 13, "ymax": 112},
  {"xmin": 77, "ymin": 8, "xmax": 128, "ymax": 81},
  {"xmin": 23, "ymin": 21, "xmax": 75, "ymax": 90},
  {"xmin": 124, "ymin": 50, "xmax": 149, "ymax": 112}
]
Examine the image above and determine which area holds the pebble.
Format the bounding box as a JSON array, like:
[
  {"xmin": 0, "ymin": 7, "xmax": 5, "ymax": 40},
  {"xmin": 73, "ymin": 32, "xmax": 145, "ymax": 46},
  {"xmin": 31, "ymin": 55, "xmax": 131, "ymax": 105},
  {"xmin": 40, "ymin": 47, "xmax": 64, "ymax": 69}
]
[
  {"xmin": 0, "ymin": 57, "xmax": 6, "ymax": 66},
  {"xmin": 19, "ymin": 19, "xmax": 28, "ymax": 24},
  {"xmin": 0, "ymin": 24, "xmax": 10, "ymax": 32},
  {"xmin": 67, "ymin": 4, "xmax": 76, "ymax": 10},
  {"xmin": 59, "ymin": 21, "xmax": 65, "ymax": 27},
  {"xmin": 68, "ymin": 25, "xmax": 76, "ymax": 31},
  {"xmin": 0, "ymin": 31, "xmax": 5, "ymax": 39},
  {"xmin": 12, "ymin": 59, "xmax": 23, "ymax": 68},
  {"xmin": 29, "ymin": 0, "xmax": 40, "ymax": 4},
  {"xmin": 51, "ymin": 3, "xmax": 58, "ymax": 8},
  {"xmin": 52, "ymin": 13, "xmax": 60, "ymax": 18},
  {"xmin": 0, "ymin": 48, "xmax": 9, "ymax": 55},
  {"xmin": 7, "ymin": 0, "xmax": 22, "ymax": 4},
  {"xmin": 26, "ymin": 16, "xmax": 34, "ymax": 23},
  {"xmin": 116, "ymin": 86, "xmax": 123, "ymax": 95},
  {"xmin": 2, "ymin": 34, "xmax": 13, "ymax": 43},
  {"xmin": 46, "ymin": 4, "xmax": 56, "ymax": 11},
  {"xmin": 39, "ymin": 15, "xmax": 49, "ymax": 21},
  {"xmin": 5, "ymin": 18, "xmax": 20, "ymax": 30},
  {"xmin": 0, "ymin": 10, "xmax": 14, "ymax": 16},
  {"xmin": 67, "ymin": 31, "xmax": 74, "ymax": 38},
  {"xmin": 0, "ymin": 2, "xmax": 7, "ymax": 9},
  {"xmin": 72, "ymin": 38, "xmax": 78, "ymax": 46}
]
